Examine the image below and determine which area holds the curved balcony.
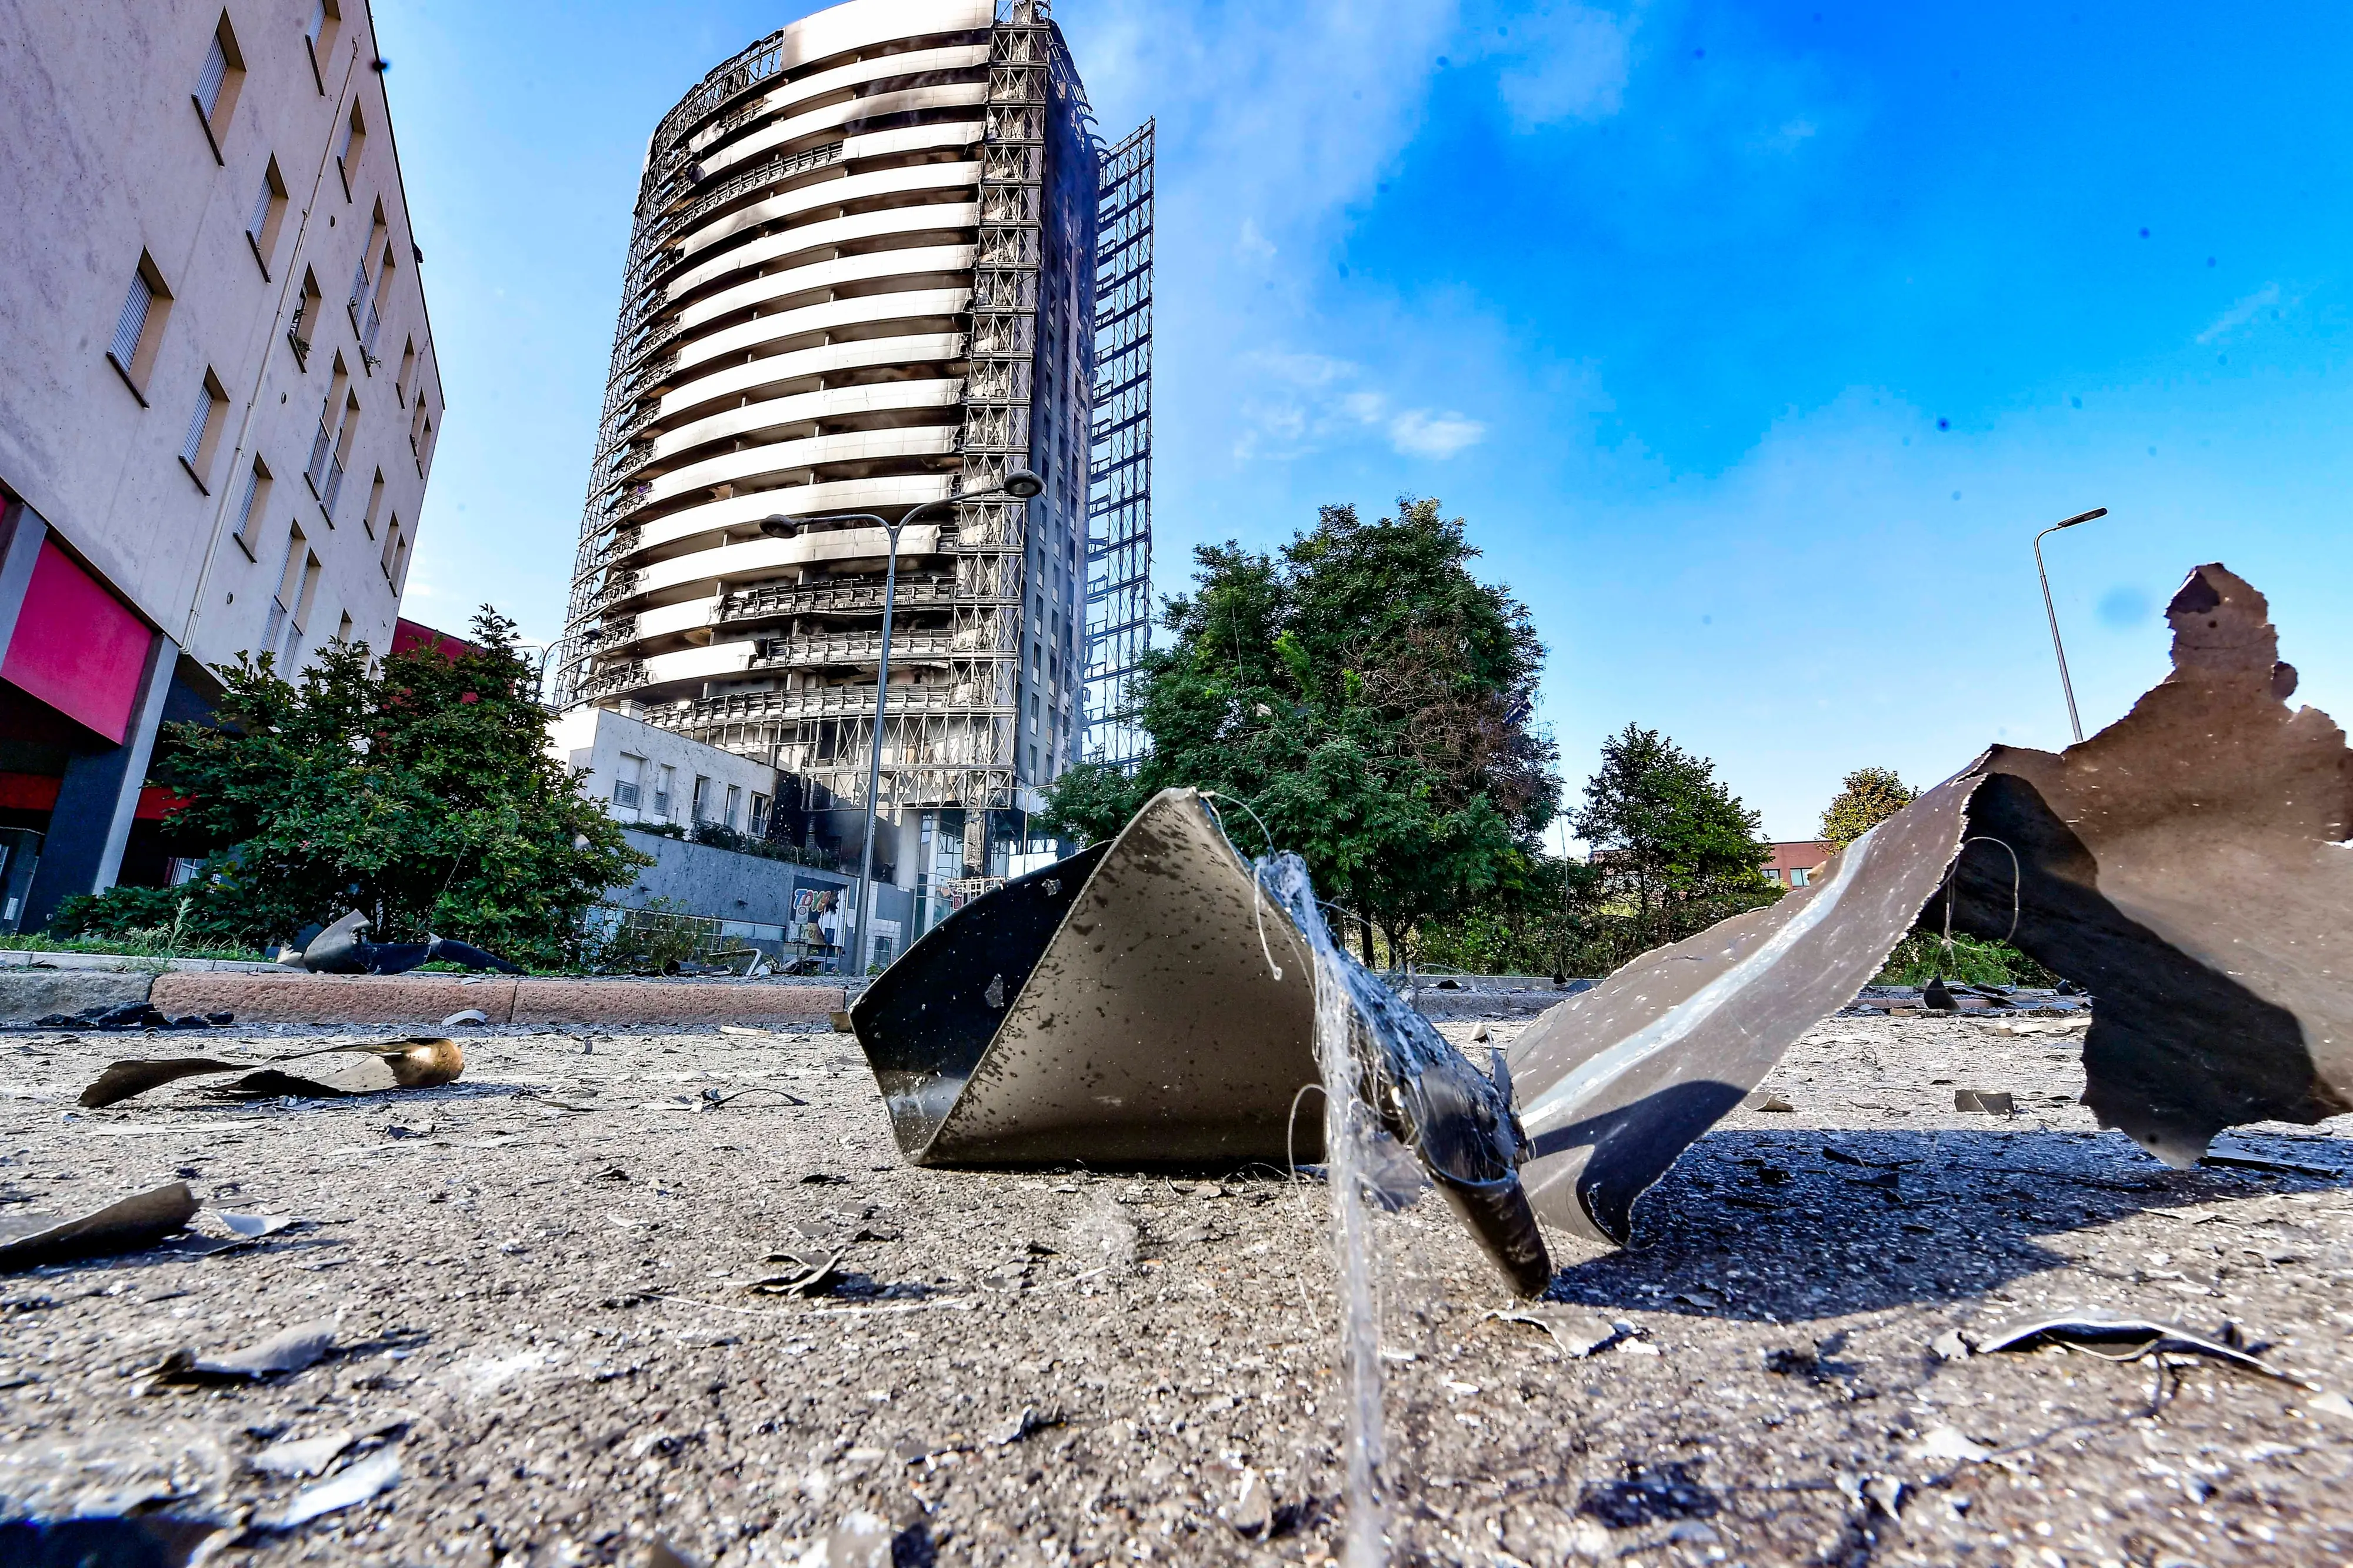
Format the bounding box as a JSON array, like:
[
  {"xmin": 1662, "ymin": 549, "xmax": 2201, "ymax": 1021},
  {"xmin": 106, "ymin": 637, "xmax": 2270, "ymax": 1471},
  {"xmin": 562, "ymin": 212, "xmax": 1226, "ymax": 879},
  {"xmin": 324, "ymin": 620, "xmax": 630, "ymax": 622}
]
[
  {"xmin": 612, "ymin": 472, "xmax": 955, "ymax": 548},
  {"xmin": 752, "ymin": 628, "xmax": 958, "ymax": 669},
  {"xmin": 675, "ymin": 680, "xmax": 1005, "ymax": 731},
  {"xmin": 669, "ymin": 158, "xmax": 979, "ymax": 275},
  {"xmin": 716, "ymin": 574, "xmax": 956, "ymax": 626},
  {"xmin": 641, "ymin": 2, "xmax": 990, "ymax": 189},
  {"xmin": 686, "ymin": 45, "xmax": 988, "ymax": 183},
  {"xmin": 610, "ymin": 522, "xmax": 945, "ymax": 610},
  {"xmin": 629, "ymin": 424, "xmax": 958, "ymax": 518},
  {"xmin": 638, "ymin": 375, "xmax": 964, "ymax": 479}
]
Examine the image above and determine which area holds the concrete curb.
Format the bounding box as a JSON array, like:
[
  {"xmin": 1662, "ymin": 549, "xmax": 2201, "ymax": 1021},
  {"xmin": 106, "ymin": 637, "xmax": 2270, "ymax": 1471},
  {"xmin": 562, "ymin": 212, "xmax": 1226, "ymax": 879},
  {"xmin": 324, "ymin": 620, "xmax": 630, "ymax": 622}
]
[
  {"xmin": 1, "ymin": 970, "xmax": 845, "ymax": 1027},
  {"xmin": 147, "ymin": 974, "xmax": 847, "ymax": 1027}
]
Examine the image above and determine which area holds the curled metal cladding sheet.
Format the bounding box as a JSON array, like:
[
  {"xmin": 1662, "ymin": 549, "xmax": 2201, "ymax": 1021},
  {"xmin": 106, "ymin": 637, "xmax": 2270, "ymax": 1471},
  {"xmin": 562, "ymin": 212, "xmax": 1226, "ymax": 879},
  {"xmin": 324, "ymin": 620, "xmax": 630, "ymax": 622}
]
[
  {"xmin": 1508, "ymin": 772, "xmax": 1982, "ymax": 1245},
  {"xmin": 851, "ymin": 788, "xmax": 1322, "ymax": 1165},
  {"xmin": 851, "ymin": 839, "xmax": 1114, "ymax": 1159},
  {"xmin": 1947, "ymin": 563, "xmax": 2353, "ymax": 1166}
]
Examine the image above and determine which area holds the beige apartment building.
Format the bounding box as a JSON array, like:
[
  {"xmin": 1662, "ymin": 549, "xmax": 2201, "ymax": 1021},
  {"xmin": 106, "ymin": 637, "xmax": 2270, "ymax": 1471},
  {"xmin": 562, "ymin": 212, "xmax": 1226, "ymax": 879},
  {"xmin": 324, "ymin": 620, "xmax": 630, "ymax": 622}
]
[{"xmin": 0, "ymin": 0, "xmax": 443, "ymax": 928}]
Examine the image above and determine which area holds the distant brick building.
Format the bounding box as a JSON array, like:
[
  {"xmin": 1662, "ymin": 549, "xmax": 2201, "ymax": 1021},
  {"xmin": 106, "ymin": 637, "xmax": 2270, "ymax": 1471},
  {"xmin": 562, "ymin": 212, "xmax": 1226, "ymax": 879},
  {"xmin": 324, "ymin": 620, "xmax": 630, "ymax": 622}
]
[{"xmin": 1764, "ymin": 840, "xmax": 1834, "ymax": 889}]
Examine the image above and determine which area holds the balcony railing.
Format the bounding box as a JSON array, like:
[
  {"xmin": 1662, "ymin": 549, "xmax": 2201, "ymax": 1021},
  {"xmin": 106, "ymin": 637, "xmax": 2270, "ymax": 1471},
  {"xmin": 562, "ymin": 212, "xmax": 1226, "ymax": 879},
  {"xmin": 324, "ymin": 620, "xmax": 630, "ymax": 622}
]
[
  {"xmin": 582, "ymin": 661, "xmax": 649, "ymax": 698},
  {"xmin": 678, "ymin": 682, "xmax": 993, "ymax": 728},
  {"xmin": 716, "ymin": 576, "xmax": 956, "ymax": 624},
  {"xmin": 629, "ymin": 141, "xmax": 844, "ymax": 281},
  {"xmin": 320, "ymin": 454, "xmax": 345, "ymax": 518},
  {"xmin": 751, "ymin": 629, "xmax": 957, "ymax": 669}
]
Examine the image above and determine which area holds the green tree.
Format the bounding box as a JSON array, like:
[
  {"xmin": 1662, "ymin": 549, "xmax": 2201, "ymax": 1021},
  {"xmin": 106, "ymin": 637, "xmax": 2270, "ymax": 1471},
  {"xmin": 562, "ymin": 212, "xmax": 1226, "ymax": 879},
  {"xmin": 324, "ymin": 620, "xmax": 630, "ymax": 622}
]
[
  {"xmin": 60, "ymin": 608, "xmax": 647, "ymax": 969},
  {"xmin": 1044, "ymin": 498, "xmax": 1557, "ymax": 963},
  {"xmin": 1571, "ymin": 724, "xmax": 1776, "ymax": 952},
  {"xmin": 1819, "ymin": 765, "xmax": 1918, "ymax": 848}
]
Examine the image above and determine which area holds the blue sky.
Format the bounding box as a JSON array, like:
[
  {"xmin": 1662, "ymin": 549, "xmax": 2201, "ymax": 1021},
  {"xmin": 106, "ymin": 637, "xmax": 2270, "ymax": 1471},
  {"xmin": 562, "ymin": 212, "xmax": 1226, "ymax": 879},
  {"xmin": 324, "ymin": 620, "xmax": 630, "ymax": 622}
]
[{"xmin": 376, "ymin": 0, "xmax": 2353, "ymax": 840}]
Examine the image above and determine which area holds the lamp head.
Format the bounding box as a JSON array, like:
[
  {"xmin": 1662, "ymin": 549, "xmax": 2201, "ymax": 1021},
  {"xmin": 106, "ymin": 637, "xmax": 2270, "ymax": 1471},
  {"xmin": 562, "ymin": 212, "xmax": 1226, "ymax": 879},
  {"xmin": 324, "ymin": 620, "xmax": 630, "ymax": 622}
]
[
  {"xmin": 1001, "ymin": 468, "xmax": 1045, "ymax": 500},
  {"xmin": 2055, "ymin": 506, "xmax": 2109, "ymax": 529},
  {"xmin": 757, "ymin": 514, "xmax": 795, "ymax": 539}
]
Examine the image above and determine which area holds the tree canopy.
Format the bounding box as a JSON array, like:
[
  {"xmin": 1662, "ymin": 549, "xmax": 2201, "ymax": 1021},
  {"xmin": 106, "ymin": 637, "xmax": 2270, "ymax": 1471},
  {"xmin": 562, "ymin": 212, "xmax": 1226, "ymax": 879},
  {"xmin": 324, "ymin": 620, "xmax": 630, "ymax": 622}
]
[
  {"xmin": 1571, "ymin": 723, "xmax": 1776, "ymax": 952},
  {"xmin": 1044, "ymin": 497, "xmax": 1557, "ymax": 960},
  {"xmin": 1819, "ymin": 765, "xmax": 1919, "ymax": 848},
  {"xmin": 61, "ymin": 608, "xmax": 646, "ymax": 968}
]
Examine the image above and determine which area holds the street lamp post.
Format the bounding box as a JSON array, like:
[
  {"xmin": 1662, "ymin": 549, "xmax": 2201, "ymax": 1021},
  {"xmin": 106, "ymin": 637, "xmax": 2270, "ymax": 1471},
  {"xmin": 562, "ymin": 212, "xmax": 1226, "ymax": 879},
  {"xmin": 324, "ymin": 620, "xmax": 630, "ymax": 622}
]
[
  {"xmin": 762, "ymin": 468, "xmax": 1044, "ymax": 976},
  {"xmin": 2031, "ymin": 506, "xmax": 2109, "ymax": 744}
]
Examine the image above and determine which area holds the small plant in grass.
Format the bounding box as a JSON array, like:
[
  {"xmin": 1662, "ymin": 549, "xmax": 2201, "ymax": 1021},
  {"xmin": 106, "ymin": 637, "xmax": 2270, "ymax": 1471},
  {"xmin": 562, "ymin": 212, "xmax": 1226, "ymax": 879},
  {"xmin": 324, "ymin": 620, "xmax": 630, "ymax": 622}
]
[{"xmin": 1876, "ymin": 930, "xmax": 2059, "ymax": 987}]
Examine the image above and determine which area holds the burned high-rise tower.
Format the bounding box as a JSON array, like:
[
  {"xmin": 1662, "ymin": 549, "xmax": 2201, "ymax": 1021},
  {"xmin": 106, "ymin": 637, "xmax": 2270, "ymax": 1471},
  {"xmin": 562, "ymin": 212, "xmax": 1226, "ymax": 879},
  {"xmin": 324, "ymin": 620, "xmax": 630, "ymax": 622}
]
[{"xmin": 555, "ymin": 0, "xmax": 1149, "ymax": 926}]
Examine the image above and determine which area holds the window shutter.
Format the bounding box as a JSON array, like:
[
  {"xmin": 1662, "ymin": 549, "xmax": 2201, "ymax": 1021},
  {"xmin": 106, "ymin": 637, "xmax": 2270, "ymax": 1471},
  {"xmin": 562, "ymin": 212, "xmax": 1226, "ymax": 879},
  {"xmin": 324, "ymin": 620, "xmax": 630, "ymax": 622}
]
[
  {"xmin": 195, "ymin": 35, "xmax": 229, "ymax": 119},
  {"xmin": 109, "ymin": 274, "xmax": 151, "ymax": 367},
  {"xmin": 235, "ymin": 463, "xmax": 263, "ymax": 535},
  {"xmin": 181, "ymin": 383, "xmax": 212, "ymax": 465}
]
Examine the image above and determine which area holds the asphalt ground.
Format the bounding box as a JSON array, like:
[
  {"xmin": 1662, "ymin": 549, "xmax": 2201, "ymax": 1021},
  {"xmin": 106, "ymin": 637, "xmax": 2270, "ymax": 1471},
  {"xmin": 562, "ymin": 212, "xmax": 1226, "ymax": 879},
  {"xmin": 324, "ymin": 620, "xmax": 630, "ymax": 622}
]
[{"xmin": 2, "ymin": 1012, "xmax": 2350, "ymax": 1566}]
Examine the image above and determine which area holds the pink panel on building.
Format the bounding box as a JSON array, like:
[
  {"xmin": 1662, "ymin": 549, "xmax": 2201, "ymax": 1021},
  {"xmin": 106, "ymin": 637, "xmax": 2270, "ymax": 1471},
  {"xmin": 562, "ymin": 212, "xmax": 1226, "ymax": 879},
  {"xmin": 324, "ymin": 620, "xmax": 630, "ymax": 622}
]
[{"xmin": 1, "ymin": 541, "xmax": 153, "ymax": 743}]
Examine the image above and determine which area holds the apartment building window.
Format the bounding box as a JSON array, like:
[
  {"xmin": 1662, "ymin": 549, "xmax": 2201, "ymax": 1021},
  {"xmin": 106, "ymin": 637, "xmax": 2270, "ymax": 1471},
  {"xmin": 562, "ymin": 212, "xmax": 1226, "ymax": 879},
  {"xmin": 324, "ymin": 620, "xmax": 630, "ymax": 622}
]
[
  {"xmin": 749, "ymin": 792, "xmax": 770, "ymax": 838},
  {"xmin": 1789, "ymin": 867, "xmax": 1811, "ymax": 888},
  {"xmin": 333, "ymin": 105, "xmax": 366, "ymax": 200},
  {"xmin": 306, "ymin": 363, "xmax": 344, "ymax": 496},
  {"xmin": 354, "ymin": 247, "xmax": 391, "ymax": 365},
  {"xmin": 231, "ymin": 458, "xmax": 270, "ymax": 558},
  {"xmin": 335, "ymin": 611, "xmax": 353, "ymax": 644},
  {"xmin": 304, "ymin": 0, "xmax": 341, "ymax": 92},
  {"xmin": 395, "ymin": 339, "xmax": 415, "ymax": 405},
  {"xmin": 264, "ymin": 525, "xmax": 305, "ymax": 662},
  {"xmin": 285, "ymin": 554, "xmax": 322, "ymax": 668},
  {"xmin": 324, "ymin": 393, "xmax": 358, "ymax": 517},
  {"xmin": 612, "ymin": 754, "xmax": 644, "ymax": 810},
  {"xmin": 361, "ymin": 470, "xmax": 385, "ymax": 539},
  {"xmin": 192, "ymin": 14, "xmax": 244, "ymax": 161},
  {"xmin": 245, "ymin": 158, "xmax": 288, "ymax": 276},
  {"xmin": 289, "ymin": 270, "xmax": 321, "ymax": 366},
  {"xmin": 654, "ymin": 765, "xmax": 675, "ymax": 819},
  {"xmin": 106, "ymin": 255, "xmax": 171, "ymax": 402},
  {"xmin": 387, "ymin": 529, "xmax": 409, "ymax": 594},
  {"xmin": 724, "ymin": 785, "xmax": 742, "ymax": 831},
  {"xmin": 178, "ymin": 371, "xmax": 228, "ymax": 492},
  {"xmin": 689, "ymin": 775, "xmax": 711, "ymax": 825}
]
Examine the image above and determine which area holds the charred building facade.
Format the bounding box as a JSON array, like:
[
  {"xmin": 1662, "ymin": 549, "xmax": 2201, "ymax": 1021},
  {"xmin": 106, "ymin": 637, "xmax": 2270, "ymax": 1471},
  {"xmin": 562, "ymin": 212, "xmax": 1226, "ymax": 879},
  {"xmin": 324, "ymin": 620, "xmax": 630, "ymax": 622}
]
[{"xmin": 556, "ymin": 0, "xmax": 1142, "ymax": 915}]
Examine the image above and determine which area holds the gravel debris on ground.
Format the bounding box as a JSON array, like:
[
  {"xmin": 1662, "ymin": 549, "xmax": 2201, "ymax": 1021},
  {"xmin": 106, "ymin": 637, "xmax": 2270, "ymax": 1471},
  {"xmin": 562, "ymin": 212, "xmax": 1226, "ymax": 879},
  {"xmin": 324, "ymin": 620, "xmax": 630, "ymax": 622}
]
[{"xmin": 1, "ymin": 1010, "xmax": 2349, "ymax": 1564}]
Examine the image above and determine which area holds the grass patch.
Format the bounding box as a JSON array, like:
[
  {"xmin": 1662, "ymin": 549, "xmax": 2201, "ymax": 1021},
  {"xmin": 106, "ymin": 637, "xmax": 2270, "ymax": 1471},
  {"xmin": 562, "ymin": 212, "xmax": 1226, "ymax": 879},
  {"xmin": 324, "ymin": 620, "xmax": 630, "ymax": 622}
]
[
  {"xmin": 0, "ymin": 932, "xmax": 269, "ymax": 963},
  {"xmin": 1876, "ymin": 931, "xmax": 2058, "ymax": 987}
]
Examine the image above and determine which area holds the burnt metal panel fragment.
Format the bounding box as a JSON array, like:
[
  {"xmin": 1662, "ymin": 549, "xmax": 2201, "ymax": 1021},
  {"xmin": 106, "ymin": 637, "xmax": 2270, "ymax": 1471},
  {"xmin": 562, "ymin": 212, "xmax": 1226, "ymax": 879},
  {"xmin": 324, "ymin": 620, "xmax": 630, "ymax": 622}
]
[
  {"xmin": 1507, "ymin": 772, "xmax": 1981, "ymax": 1244},
  {"xmin": 1947, "ymin": 563, "xmax": 2353, "ymax": 1165}
]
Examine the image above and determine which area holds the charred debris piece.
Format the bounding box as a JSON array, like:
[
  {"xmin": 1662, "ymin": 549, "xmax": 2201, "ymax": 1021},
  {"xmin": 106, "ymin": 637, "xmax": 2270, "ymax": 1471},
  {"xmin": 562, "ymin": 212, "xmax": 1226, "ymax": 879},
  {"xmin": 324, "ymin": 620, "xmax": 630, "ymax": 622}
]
[
  {"xmin": 0, "ymin": 1182, "xmax": 201, "ymax": 1272},
  {"xmin": 154, "ymin": 1317, "xmax": 338, "ymax": 1386},
  {"xmin": 78, "ymin": 1036, "xmax": 464, "ymax": 1109},
  {"xmin": 34, "ymin": 1003, "xmax": 234, "ymax": 1030},
  {"xmin": 846, "ymin": 562, "xmax": 2351, "ymax": 1279},
  {"xmin": 278, "ymin": 909, "xmax": 523, "ymax": 975}
]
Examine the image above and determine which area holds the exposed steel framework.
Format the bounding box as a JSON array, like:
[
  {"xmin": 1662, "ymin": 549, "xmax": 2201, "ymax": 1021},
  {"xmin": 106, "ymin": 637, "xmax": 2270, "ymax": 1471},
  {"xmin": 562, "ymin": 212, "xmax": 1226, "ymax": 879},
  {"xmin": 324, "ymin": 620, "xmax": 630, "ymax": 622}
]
[{"xmin": 1084, "ymin": 119, "xmax": 1153, "ymax": 768}]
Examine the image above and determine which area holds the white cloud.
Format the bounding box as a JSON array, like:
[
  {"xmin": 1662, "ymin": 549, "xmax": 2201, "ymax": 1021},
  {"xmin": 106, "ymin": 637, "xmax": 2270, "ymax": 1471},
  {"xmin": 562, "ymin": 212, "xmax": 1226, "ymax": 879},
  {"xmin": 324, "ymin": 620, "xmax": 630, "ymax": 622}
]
[
  {"xmin": 1388, "ymin": 408, "xmax": 1488, "ymax": 458},
  {"xmin": 2195, "ymin": 282, "xmax": 2284, "ymax": 345},
  {"xmin": 1235, "ymin": 218, "xmax": 1277, "ymax": 263},
  {"xmin": 1233, "ymin": 362, "xmax": 1485, "ymax": 461}
]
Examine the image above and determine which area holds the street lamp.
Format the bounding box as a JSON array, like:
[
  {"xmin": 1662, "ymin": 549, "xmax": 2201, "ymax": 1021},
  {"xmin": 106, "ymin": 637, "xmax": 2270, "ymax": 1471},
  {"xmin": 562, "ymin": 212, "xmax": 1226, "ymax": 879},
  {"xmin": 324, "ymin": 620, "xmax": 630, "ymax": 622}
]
[
  {"xmin": 761, "ymin": 468, "xmax": 1045, "ymax": 976},
  {"xmin": 2032, "ymin": 506, "xmax": 2109, "ymax": 744}
]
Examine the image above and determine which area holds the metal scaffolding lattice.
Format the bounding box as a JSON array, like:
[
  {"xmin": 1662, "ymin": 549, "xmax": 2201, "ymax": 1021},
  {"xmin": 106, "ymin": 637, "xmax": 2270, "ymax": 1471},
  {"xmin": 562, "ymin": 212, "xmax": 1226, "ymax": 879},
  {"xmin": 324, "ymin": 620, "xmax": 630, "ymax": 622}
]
[{"xmin": 1084, "ymin": 119, "xmax": 1153, "ymax": 768}]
